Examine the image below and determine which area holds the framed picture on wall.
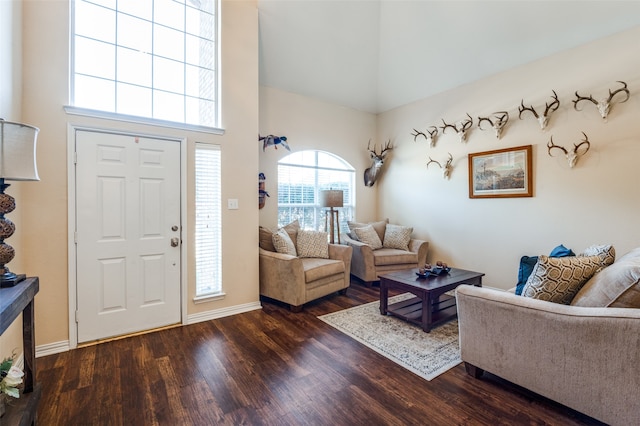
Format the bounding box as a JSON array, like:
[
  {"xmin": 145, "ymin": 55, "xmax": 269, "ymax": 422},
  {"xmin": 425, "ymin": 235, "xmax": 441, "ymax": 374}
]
[{"xmin": 468, "ymin": 145, "xmax": 532, "ymax": 198}]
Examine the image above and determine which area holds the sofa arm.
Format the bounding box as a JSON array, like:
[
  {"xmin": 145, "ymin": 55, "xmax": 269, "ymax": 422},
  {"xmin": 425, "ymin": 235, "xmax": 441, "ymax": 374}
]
[
  {"xmin": 343, "ymin": 234, "xmax": 376, "ymax": 282},
  {"xmin": 455, "ymin": 285, "xmax": 640, "ymax": 426},
  {"xmin": 408, "ymin": 239, "xmax": 429, "ymax": 267},
  {"xmin": 258, "ymin": 247, "xmax": 306, "ymax": 305},
  {"xmin": 329, "ymin": 243, "xmax": 353, "ymax": 285}
]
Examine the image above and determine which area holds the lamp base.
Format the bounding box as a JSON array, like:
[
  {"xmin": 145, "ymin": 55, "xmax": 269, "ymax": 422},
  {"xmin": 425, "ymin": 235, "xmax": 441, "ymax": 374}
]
[{"xmin": 0, "ymin": 272, "xmax": 26, "ymax": 287}]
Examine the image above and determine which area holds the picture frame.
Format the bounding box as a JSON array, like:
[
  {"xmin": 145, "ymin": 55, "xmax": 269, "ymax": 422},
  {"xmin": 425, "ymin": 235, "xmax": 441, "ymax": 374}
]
[{"xmin": 468, "ymin": 145, "xmax": 532, "ymax": 198}]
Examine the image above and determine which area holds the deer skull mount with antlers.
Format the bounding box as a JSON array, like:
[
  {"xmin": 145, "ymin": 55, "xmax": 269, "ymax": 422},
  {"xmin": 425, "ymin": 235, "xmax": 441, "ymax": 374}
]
[
  {"xmin": 441, "ymin": 114, "xmax": 473, "ymax": 143},
  {"xmin": 518, "ymin": 90, "xmax": 560, "ymax": 130},
  {"xmin": 573, "ymin": 81, "xmax": 630, "ymax": 121},
  {"xmin": 547, "ymin": 132, "xmax": 591, "ymax": 168},
  {"xmin": 426, "ymin": 153, "xmax": 454, "ymax": 179},
  {"xmin": 363, "ymin": 140, "xmax": 393, "ymax": 187},
  {"xmin": 478, "ymin": 111, "xmax": 509, "ymax": 139},
  {"xmin": 411, "ymin": 126, "xmax": 439, "ymax": 147}
]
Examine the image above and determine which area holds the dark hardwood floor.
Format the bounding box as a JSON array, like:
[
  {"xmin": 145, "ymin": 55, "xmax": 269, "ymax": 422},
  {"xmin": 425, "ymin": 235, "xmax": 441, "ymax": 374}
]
[{"xmin": 36, "ymin": 280, "xmax": 604, "ymax": 425}]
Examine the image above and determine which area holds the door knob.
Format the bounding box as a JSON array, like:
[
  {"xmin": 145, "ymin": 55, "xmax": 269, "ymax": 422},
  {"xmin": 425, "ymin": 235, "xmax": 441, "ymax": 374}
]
[
  {"xmin": 170, "ymin": 237, "xmax": 179, "ymax": 247},
  {"xmin": 171, "ymin": 225, "xmax": 179, "ymax": 232}
]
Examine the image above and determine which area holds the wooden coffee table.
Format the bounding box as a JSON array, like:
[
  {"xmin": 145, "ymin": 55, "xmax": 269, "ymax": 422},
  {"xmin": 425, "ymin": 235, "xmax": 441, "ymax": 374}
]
[{"xmin": 379, "ymin": 267, "xmax": 484, "ymax": 332}]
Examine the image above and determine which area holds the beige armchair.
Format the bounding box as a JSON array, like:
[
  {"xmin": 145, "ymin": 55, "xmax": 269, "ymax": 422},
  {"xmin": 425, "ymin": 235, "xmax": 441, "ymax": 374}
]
[
  {"xmin": 259, "ymin": 244, "xmax": 352, "ymax": 311},
  {"xmin": 342, "ymin": 220, "xmax": 428, "ymax": 287}
]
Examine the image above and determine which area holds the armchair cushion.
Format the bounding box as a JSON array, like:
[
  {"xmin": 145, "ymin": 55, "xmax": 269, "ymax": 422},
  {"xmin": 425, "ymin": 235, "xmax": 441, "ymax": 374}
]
[
  {"xmin": 374, "ymin": 248, "xmax": 417, "ymax": 266},
  {"xmin": 303, "ymin": 257, "xmax": 345, "ymax": 282},
  {"xmin": 353, "ymin": 224, "xmax": 383, "ymax": 249},
  {"xmin": 383, "ymin": 224, "xmax": 413, "ymax": 251},
  {"xmin": 297, "ymin": 230, "xmax": 329, "ymax": 259},
  {"xmin": 273, "ymin": 228, "xmax": 297, "ymax": 256}
]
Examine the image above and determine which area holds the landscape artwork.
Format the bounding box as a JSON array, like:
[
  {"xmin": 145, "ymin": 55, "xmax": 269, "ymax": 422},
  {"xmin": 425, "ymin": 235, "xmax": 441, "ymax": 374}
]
[{"xmin": 468, "ymin": 145, "xmax": 532, "ymax": 198}]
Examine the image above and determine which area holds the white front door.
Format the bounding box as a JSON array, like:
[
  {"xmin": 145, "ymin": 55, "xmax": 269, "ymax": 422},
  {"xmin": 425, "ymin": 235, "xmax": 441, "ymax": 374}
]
[{"xmin": 75, "ymin": 130, "xmax": 181, "ymax": 343}]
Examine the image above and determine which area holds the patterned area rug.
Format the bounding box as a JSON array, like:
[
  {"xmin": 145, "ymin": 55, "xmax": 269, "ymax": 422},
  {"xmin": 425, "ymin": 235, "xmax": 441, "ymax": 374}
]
[{"xmin": 318, "ymin": 293, "xmax": 461, "ymax": 381}]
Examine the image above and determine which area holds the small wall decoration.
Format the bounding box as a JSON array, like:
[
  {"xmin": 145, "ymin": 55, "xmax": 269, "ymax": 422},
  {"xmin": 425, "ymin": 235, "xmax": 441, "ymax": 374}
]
[
  {"xmin": 258, "ymin": 172, "xmax": 269, "ymax": 209},
  {"xmin": 411, "ymin": 126, "xmax": 439, "ymax": 147},
  {"xmin": 259, "ymin": 134, "xmax": 290, "ymax": 151},
  {"xmin": 518, "ymin": 90, "xmax": 560, "ymax": 130},
  {"xmin": 426, "ymin": 153, "xmax": 453, "ymax": 179},
  {"xmin": 547, "ymin": 132, "xmax": 590, "ymax": 168},
  {"xmin": 364, "ymin": 139, "xmax": 392, "ymax": 187},
  {"xmin": 572, "ymin": 81, "xmax": 629, "ymax": 120},
  {"xmin": 477, "ymin": 111, "xmax": 509, "ymax": 139},
  {"xmin": 441, "ymin": 114, "xmax": 473, "ymax": 143},
  {"xmin": 468, "ymin": 145, "xmax": 532, "ymax": 199}
]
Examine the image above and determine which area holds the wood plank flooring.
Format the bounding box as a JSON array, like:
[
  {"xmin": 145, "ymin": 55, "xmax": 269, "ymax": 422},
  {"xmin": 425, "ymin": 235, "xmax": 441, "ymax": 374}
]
[{"xmin": 36, "ymin": 280, "xmax": 604, "ymax": 425}]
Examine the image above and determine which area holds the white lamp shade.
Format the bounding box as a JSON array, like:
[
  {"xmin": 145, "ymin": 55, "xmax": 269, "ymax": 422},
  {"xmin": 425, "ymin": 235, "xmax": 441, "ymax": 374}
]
[
  {"xmin": 0, "ymin": 120, "xmax": 40, "ymax": 181},
  {"xmin": 321, "ymin": 190, "xmax": 343, "ymax": 208}
]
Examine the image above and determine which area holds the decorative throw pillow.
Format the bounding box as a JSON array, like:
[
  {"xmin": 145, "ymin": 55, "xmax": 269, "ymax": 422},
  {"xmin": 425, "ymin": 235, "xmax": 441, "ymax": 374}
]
[
  {"xmin": 515, "ymin": 244, "xmax": 574, "ymax": 295},
  {"xmin": 521, "ymin": 255, "xmax": 604, "ymax": 304},
  {"xmin": 353, "ymin": 224, "xmax": 383, "ymax": 250},
  {"xmin": 282, "ymin": 219, "xmax": 300, "ymax": 248},
  {"xmin": 296, "ymin": 230, "xmax": 329, "ymax": 258},
  {"xmin": 571, "ymin": 247, "xmax": 640, "ymax": 308},
  {"xmin": 348, "ymin": 219, "xmax": 388, "ymax": 242},
  {"xmin": 549, "ymin": 244, "xmax": 575, "ymax": 257},
  {"xmin": 259, "ymin": 226, "xmax": 276, "ymax": 252},
  {"xmin": 383, "ymin": 224, "xmax": 412, "ymax": 251},
  {"xmin": 580, "ymin": 244, "xmax": 615, "ymax": 268},
  {"xmin": 272, "ymin": 228, "xmax": 297, "ymax": 256}
]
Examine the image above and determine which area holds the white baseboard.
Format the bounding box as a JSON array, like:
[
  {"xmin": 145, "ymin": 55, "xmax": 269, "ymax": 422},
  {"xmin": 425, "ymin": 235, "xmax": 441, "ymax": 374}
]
[
  {"xmin": 187, "ymin": 301, "xmax": 262, "ymax": 325},
  {"xmin": 36, "ymin": 340, "xmax": 71, "ymax": 358}
]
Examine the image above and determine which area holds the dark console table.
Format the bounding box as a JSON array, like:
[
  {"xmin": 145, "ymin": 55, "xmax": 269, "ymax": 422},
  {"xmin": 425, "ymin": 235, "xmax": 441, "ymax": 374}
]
[{"xmin": 0, "ymin": 277, "xmax": 40, "ymax": 425}]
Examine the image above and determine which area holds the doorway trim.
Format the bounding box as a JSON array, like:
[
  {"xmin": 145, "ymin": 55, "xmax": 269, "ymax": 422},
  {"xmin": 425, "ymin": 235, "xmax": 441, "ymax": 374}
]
[{"xmin": 67, "ymin": 124, "xmax": 188, "ymax": 349}]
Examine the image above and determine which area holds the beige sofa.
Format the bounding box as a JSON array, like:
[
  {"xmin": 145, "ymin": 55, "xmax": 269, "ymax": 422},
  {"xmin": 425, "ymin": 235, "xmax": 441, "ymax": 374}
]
[
  {"xmin": 259, "ymin": 222, "xmax": 352, "ymax": 312},
  {"xmin": 456, "ymin": 247, "xmax": 640, "ymax": 425},
  {"xmin": 342, "ymin": 220, "xmax": 428, "ymax": 287}
]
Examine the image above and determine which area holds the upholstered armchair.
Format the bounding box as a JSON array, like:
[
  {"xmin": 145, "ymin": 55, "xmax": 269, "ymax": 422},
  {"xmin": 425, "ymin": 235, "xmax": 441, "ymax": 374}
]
[
  {"xmin": 342, "ymin": 219, "xmax": 428, "ymax": 287},
  {"xmin": 258, "ymin": 221, "xmax": 353, "ymax": 312}
]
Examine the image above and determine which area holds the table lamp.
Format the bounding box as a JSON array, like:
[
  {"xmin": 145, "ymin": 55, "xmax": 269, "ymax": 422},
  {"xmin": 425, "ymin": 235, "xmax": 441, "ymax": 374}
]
[
  {"xmin": 321, "ymin": 189, "xmax": 343, "ymax": 244},
  {"xmin": 0, "ymin": 119, "xmax": 39, "ymax": 287}
]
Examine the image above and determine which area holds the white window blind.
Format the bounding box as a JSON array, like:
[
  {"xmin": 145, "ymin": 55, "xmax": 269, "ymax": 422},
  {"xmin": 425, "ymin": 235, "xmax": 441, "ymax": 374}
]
[
  {"xmin": 278, "ymin": 151, "xmax": 355, "ymax": 233},
  {"xmin": 72, "ymin": 0, "xmax": 219, "ymax": 128},
  {"xmin": 195, "ymin": 143, "xmax": 221, "ymax": 296}
]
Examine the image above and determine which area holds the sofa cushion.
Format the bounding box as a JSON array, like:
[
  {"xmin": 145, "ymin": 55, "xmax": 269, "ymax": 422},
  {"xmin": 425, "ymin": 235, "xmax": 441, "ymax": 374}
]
[
  {"xmin": 571, "ymin": 247, "xmax": 640, "ymax": 308},
  {"xmin": 348, "ymin": 219, "xmax": 387, "ymax": 242},
  {"xmin": 353, "ymin": 224, "xmax": 383, "ymax": 250},
  {"xmin": 297, "ymin": 230, "xmax": 329, "ymax": 259},
  {"xmin": 579, "ymin": 244, "xmax": 615, "ymax": 268},
  {"xmin": 373, "ymin": 248, "xmax": 418, "ymax": 266},
  {"xmin": 522, "ymin": 255, "xmax": 603, "ymax": 304},
  {"xmin": 515, "ymin": 244, "xmax": 575, "ymax": 295},
  {"xmin": 259, "ymin": 226, "xmax": 276, "ymax": 252},
  {"xmin": 383, "ymin": 224, "xmax": 412, "ymax": 251},
  {"xmin": 302, "ymin": 258, "xmax": 345, "ymax": 283},
  {"xmin": 272, "ymin": 228, "xmax": 297, "ymax": 256}
]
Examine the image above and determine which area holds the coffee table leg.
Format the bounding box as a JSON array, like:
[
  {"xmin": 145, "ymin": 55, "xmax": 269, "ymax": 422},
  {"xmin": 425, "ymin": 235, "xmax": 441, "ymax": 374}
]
[
  {"xmin": 380, "ymin": 280, "xmax": 388, "ymax": 315},
  {"xmin": 422, "ymin": 293, "xmax": 432, "ymax": 332}
]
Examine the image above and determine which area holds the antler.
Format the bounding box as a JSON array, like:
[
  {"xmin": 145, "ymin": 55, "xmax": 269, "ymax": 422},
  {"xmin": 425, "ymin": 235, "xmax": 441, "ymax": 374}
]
[
  {"xmin": 440, "ymin": 119, "xmax": 458, "ymax": 134},
  {"xmin": 380, "ymin": 140, "xmax": 393, "ymax": 157},
  {"xmin": 574, "ymin": 132, "xmax": 591, "ymax": 156},
  {"xmin": 544, "ymin": 90, "xmax": 560, "ymax": 117},
  {"xmin": 547, "ymin": 136, "xmax": 568, "ymax": 156},
  {"xmin": 426, "ymin": 157, "xmax": 441, "ymax": 169},
  {"xmin": 572, "ymin": 91, "xmax": 598, "ymax": 110},
  {"xmin": 478, "ymin": 111, "xmax": 509, "ymax": 139},
  {"xmin": 460, "ymin": 113, "xmax": 474, "ymax": 131},
  {"xmin": 518, "ymin": 100, "xmax": 539, "ymax": 119},
  {"xmin": 547, "ymin": 132, "xmax": 591, "ymax": 168},
  {"xmin": 606, "ymin": 81, "xmax": 630, "ymax": 104},
  {"xmin": 411, "ymin": 129, "xmax": 427, "ymax": 142}
]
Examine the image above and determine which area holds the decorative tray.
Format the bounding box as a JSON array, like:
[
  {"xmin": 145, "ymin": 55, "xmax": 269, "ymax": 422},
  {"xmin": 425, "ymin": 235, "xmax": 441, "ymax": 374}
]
[{"xmin": 416, "ymin": 267, "xmax": 451, "ymax": 278}]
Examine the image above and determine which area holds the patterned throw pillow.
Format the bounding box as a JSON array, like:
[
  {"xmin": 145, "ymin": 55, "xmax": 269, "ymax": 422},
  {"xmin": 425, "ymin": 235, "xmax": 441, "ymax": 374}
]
[
  {"xmin": 272, "ymin": 228, "xmax": 297, "ymax": 256},
  {"xmin": 296, "ymin": 230, "xmax": 329, "ymax": 258},
  {"xmin": 353, "ymin": 224, "xmax": 383, "ymax": 250},
  {"xmin": 580, "ymin": 244, "xmax": 615, "ymax": 268},
  {"xmin": 348, "ymin": 219, "xmax": 388, "ymax": 242},
  {"xmin": 522, "ymin": 255, "xmax": 604, "ymax": 304},
  {"xmin": 383, "ymin": 224, "xmax": 413, "ymax": 251}
]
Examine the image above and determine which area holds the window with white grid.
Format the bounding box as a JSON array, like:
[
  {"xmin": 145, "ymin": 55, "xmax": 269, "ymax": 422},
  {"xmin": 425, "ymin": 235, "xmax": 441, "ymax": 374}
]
[
  {"xmin": 71, "ymin": 0, "xmax": 219, "ymax": 128},
  {"xmin": 195, "ymin": 143, "xmax": 221, "ymax": 297},
  {"xmin": 277, "ymin": 151, "xmax": 355, "ymax": 234}
]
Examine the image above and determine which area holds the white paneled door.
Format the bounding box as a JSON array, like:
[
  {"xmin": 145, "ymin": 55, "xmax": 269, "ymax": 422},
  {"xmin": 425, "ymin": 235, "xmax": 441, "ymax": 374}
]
[{"xmin": 75, "ymin": 130, "xmax": 181, "ymax": 343}]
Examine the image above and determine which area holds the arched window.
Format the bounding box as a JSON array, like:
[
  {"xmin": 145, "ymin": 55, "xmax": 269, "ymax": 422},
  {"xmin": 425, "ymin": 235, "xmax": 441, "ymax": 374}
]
[{"xmin": 277, "ymin": 150, "xmax": 355, "ymax": 236}]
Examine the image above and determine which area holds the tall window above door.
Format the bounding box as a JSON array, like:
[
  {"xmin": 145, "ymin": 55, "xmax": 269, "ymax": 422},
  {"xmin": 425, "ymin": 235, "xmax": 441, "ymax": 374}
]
[
  {"xmin": 71, "ymin": 0, "xmax": 219, "ymax": 129},
  {"xmin": 277, "ymin": 151, "xmax": 355, "ymax": 235}
]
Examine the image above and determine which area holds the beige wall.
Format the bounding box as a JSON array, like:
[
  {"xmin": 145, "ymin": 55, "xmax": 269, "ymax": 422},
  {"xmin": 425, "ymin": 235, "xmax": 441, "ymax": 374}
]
[
  {"xmin": 258, "ymin": 86, "xmax": 378, "ymax": 228},
  {"xmin": 377, "ymin": 26, "xmax": 640, "ymax": 289},
  {"xmin": 16, "ymin": 0, "xmax": 260, "ymax": 349}
]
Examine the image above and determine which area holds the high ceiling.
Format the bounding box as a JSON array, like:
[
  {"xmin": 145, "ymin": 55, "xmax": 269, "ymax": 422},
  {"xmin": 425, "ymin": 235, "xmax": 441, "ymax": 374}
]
[{"xmin": 257, "ymin": 0, "xmax": 640, "ymax": 114}]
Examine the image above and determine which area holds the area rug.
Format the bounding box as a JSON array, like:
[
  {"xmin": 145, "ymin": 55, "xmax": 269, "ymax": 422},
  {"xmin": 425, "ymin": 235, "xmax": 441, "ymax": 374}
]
[{"xmin": 318, "ymin": 293, "xmax": 461, "ymax": 381}]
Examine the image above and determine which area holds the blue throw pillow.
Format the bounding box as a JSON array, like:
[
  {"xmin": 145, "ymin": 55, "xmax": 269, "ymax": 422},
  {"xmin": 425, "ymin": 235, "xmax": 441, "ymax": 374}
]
[
  {"xmin": 549, "ymin": 244, "xmax": 575, "ymax": 258},
  {"xmin": 515, "ymin": 255, "xmax": 538, "ymax": 295}
]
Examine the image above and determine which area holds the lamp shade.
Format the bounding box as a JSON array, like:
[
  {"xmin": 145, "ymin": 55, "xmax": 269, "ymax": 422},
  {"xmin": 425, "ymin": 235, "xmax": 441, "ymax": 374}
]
[
  {"xmin": 0, "ymin": 120, "xmax": 40, "ymax": 181},
  {"xmin": 320, "ymin": 190, "xmax": 343, "ymax": 208}
]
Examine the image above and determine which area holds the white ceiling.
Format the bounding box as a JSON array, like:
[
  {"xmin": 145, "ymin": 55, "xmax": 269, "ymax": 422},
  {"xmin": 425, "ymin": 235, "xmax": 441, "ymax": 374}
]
[{"xmin": 258, "ymin": 0, "xmax": 640, "ymax": 114}]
